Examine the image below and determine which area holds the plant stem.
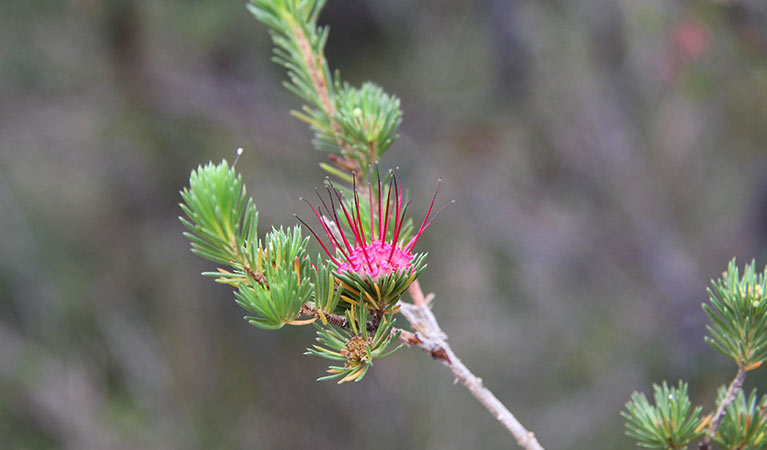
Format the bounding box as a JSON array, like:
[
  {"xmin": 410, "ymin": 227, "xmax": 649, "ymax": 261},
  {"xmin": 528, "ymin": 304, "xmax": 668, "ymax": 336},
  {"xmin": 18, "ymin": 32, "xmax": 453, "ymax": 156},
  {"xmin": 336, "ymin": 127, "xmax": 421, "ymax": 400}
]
[
  {"xmin": 396, "ymin": 280, "xmax": 546, "ymax": 450},
  {"xmin": 300, "ymin": 280, "xmax": 544, "ymax": 449},
  {"xmin": 299, "ymin": 304, "xmax": 348, "ymax": 327},
  {"xmin": 299, "ymin": 304, "xmax": 380, "ymax": 332},
  {"xmin": 291, "ymin": 22, "xmax": 363, "ymax": 181},
  {"xmin": 698, "ymin": 365, "xmax": 746, "ymax": 450}
]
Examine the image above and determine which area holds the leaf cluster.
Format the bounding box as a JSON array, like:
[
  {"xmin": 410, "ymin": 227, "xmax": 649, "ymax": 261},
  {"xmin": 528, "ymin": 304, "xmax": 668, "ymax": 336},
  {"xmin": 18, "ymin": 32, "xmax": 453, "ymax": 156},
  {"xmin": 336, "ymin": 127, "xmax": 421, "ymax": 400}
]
[
  {"xmin": 247, "ymin": 0, "xmax": 335, "ymax": 142},
  {"xmin": 180, "ymin": 161, "xmax": 312, "ymax": 329},
  {"xmin": 704, "ymin": 259, "xmax": 767, "ymax": 369},
  {"xmin": 180, "ymin": 160, "xmax": 415, "ymax": 381},
  {"xmin": 305, "ymin": 258, "xmax": 342, "ymax": 320},
  {"xmin": 247, "ymin": 0, "xmax": 403, "ymax": 181},
  {"xmin": 232, "ymin": 226, "xmax": 313, "ymax": 329},
  {"xmin": 622, "ymin": 381, "xmax": 705, "ymax": 450},
  {"xmin": 624, "ymin": 260, "xmax": 767, "ymax": 450},
  {"xmin": 305, "ymin": 304, "xmax": 401, "ymax": 384},
  {"xmin": 714, "ymin": 388, "xmax": 767, "ymax": 450},
  {"xmin": 333, "ymin": 81, "xmax": 402, "ymax": 163},
  {"xmin": 179, "ymin": 160, "xmax": 257, "ymax": 267},
  {"xmin": 180, "ymin": 0, "xmax": 436, "ymax": 386}
]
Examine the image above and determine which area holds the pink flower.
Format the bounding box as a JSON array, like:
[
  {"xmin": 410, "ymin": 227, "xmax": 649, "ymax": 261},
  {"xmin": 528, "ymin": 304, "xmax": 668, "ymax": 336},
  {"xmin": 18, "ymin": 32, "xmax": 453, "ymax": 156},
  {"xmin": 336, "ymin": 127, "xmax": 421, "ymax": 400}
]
[{"xmin": 298, "ymin": 173, "xmax": 448, "ymax": 281}]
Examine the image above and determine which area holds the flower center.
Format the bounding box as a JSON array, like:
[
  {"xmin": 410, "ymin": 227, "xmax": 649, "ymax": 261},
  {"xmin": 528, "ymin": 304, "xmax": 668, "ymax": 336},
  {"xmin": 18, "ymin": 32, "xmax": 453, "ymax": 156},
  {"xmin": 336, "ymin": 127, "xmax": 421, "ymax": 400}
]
[{"xmin": 337, "ymin": 240, "xmax": 414, "ymax": 279}]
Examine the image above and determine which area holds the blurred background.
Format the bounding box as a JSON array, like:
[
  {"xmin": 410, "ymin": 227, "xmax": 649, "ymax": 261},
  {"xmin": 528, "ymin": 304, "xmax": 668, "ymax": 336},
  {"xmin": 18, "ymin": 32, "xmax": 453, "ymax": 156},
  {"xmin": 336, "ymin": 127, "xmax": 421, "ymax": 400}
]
[{"xmin": 1, "ymin": 0, "xmax": 767, "ymax": 448}]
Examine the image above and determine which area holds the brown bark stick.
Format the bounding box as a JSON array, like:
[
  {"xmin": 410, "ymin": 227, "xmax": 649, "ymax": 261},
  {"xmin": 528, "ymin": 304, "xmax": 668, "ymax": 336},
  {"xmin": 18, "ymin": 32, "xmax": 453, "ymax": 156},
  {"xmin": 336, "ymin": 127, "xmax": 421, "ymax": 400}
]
[
  {"xmin": 698, "ymin": 365, "xmax": 746, "ymax": 450},
  {"xmin": 395, "ymin": 280, "xmax": 545, "ymax": 450}
]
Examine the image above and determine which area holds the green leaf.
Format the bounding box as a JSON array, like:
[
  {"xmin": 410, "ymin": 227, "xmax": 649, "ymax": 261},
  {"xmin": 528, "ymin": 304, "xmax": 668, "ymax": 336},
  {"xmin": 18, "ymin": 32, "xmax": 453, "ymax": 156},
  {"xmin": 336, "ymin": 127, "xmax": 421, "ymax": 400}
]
[
  {"xmin": 334, "ymin": 81, "xmax": 403, "ymax": 160},
  {"xmin": 180, "ymin": 161, "xmax": 313, "ymax": 330},
  {"xmin": 714, "ymin": 388, "xmax": 767, "ymax": 450},
  {"xmin": 305, "ymin": 304, "xmax": 401, "ymax": 384},
  {"xmin": 179, "ymin": 159, "xmax": 255, "ymax": 267},
  {"xmin": 248, "ymin": 0, "xmax": 339, "ymax": 154},
  {"xmin": 310, "ymin": 259, "xmax": 343, "ymax": 317},
  {"xmin": 622, "ymin": 381, "xmax": 704, "ymax": 450},
  {"xmin": 248, "ymin": 0, "xmax": 404, "ymax": 180},
  {"xmin": 703, "ymin": 259, "xmax": 767, "ymax": 369}
]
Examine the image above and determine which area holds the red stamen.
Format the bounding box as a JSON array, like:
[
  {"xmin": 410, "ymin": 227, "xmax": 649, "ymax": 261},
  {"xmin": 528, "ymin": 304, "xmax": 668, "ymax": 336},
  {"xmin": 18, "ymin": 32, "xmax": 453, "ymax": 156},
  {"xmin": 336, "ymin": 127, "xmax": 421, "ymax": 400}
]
[
  {"xmin": 301, "ymin": 171, "xmax": 446, "ymax": 280},
  {"xmin": 350, "ymin": 176, "xmax": 374, "ymax": 272},
  {"xmin": 386, "ymin": 176, "xmax": 404, "ymax": 262},
  {"xmin": 314, "ymin": 187, "xmax": 334, "ymax": 220},
  {"xmin": 381, "ymin": 176, "xmax": 394, "ymax": 244},
  {"xmin": 393, "ymin": 174, "xmax": 401, "ymax": 238},
  {"xmin": 376, "ymin": 169, "xmax": 383, "ymax": 241},
  {"xmin": 389, "ymin": 201, "xmax": 410, "ymax": 263},
  {"xmin": 300, "ymin": 198, "xmax": 355, "ymax": 266},
  {"xmin": 326, "ymin": 186, "xmax": 355, "ymax": 255},
  {"xmin": 293, "ymin": 214, "xmax": 341, "ymax": 266},
  {"xmin": 405, "ymin": 178, "xmax": 441, "ymax": 251},
  {"xmin": 301, "ymin": 198, "xmax": 341, "ymax": 255},
  {"xmin": 368, "ymin": 179, "xmax": 375, "ymax": 244},
  {"xmin": 405, "ymin": 200, "xmax": 454, "ymax": 251},
  {"xmin": 311, "ymin": 191, "xmax": 350, "ymax": 260},
  {"xmin": 352, "ymin": 176, "xmax": 368, "ymax": 248},
  {"xmin": 334, "ymin": 189, "xmax": 366, "ymax": 251}
]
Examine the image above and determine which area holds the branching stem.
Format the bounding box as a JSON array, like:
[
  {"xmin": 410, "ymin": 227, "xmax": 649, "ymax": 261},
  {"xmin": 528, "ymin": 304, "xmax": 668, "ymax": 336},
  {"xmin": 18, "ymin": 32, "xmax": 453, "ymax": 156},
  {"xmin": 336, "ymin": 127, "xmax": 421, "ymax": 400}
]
[
  {"xmin": 300, "ymin": 304, "xmax": 347, "ymax": 327},
  {"xmin": 698, "ymin": 365, "xmax": 747, "ymax": 450},
  {"xmin": 396, "ymin": 280, "xmax": 546, "ymax": 450},
  {"xmin": 299, "ymin": 304, "xmax": 380, "ymax": 332},
  {"xmin": 299, "ymin": 281, "xmax": 545, "ymax": 449}
]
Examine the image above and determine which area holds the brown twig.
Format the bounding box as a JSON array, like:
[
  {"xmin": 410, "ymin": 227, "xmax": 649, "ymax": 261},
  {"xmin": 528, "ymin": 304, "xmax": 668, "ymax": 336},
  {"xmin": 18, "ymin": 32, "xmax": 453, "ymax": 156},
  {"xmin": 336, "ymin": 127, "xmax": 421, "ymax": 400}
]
[
  {"xmin": 698, "ymin": 365, "xmax": 747, "ymax": 450},
  {"xmin": 298, "ymin": 280, "xmax": 543, "ymax": 448},
  {"xmin": 395, "ymin": 280, "xmax": 546, "ymax": 450},
  {"xmin": 299, "ymin": 304, "xmax": 348, "ymax": 328},
  {"xmin": 299, "ymin": 304, "xmax": 381, "ymax": 332}
]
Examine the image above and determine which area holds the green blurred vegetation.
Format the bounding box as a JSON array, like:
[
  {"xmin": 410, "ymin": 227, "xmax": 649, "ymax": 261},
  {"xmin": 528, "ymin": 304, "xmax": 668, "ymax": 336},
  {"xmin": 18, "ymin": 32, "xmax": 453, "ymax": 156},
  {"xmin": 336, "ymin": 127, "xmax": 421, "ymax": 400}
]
[{"xmin": 1, "ymin": 0, "xmax": 766, "ymax": 449}]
